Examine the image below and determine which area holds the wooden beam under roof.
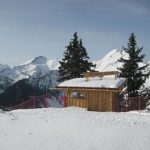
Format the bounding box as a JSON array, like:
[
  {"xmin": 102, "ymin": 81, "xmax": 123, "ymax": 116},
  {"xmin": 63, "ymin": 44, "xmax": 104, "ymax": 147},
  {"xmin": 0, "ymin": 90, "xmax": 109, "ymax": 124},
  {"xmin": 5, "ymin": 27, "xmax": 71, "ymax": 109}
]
[
  {"xmin": 51, "ymin": 87, "xmax": 124, "ymax": 93},
  {"xmin": 83, "ymin": 71, "xmax": 119, "ymax": 81}
]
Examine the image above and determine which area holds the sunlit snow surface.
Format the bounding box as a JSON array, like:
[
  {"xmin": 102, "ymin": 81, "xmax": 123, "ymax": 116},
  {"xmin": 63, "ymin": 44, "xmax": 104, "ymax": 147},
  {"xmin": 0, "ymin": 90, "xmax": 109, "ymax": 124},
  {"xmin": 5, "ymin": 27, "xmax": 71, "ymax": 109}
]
[
  {"xmin": 58, "ymin": 76, "xmax": 126, "ymax": 88},
  {"xmin": 0, "ymin": 107, "xmax": 150, "ymax": 150}
]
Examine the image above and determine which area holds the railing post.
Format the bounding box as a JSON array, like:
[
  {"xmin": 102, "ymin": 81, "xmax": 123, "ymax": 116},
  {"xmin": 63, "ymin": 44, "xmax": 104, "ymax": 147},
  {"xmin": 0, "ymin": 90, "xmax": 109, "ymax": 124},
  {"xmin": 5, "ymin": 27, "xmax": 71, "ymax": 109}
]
[
  {"xmin": 126, "ymin": 96, "xmax": 128, "ymax": 112},
  {"xmin": 138, "ymin": 96, "xmax": 140, "ymax": 114},
  {"xmin": 62, "ymin": 95, "xmax": 66, "ymax": 107},
  {"xmin": 34, "ymin": 93, "xmax": 36, "ymax": 109},
  {"xmin": 10, "ymin": 103, "xmax": 12, "ymax": 111},
  {"xmin": 112, "ymin": 99, "xmax": 114, "ymax": 112},
  {"xmin": 21, "ymin": 100, "xmax": 23, "ymax": 109},
  {"xmin": 46, "ymin": 92, "xmax": 48, "ymax": 108}
]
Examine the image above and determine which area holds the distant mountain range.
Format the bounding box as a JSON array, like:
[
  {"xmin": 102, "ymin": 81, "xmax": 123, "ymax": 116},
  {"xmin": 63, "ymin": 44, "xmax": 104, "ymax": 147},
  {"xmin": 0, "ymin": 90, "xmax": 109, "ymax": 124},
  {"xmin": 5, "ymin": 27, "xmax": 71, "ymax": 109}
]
[
  {"xmin": 0, "ymin": 56, "xmax": 62, "ymax": 107},
  {"xmin": 0, "ymin": 79, "xmax": 62, "ymax": 108},
  {"xmin": 0, "ymin": 49, "xmax": 150, "ymax": 97},
  {"xmin": 0, "ymin": 56, "xmax": 60, "ymax": 93}
]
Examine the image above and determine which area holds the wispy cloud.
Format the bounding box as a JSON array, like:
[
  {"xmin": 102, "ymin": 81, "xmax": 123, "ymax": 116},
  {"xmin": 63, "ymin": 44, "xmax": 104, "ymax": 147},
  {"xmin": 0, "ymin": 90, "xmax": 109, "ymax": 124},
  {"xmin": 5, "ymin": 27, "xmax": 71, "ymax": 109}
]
[
  {"xmin": 116, "ymin": 1, "xmax": 148, "ymax": 15},
  {"xmin": 23, "ymin": 10, "xmax": 81, "ymax": 15}
]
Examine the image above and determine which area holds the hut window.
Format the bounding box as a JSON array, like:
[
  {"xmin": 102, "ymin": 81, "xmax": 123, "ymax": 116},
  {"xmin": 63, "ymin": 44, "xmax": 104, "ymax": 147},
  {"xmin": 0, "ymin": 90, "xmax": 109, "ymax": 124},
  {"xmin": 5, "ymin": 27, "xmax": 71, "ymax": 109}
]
[{"xmin": 70, "ymin": 92, "xmax": 85, "ymax": 99}]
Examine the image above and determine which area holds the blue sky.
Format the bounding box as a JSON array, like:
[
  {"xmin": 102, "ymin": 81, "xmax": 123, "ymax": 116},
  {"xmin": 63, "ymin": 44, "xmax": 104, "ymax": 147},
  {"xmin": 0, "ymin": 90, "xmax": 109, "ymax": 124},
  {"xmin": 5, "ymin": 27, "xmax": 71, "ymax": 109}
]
[{"xmin": 0, "ymin": 0, "xmax": 150, "ymax": 66}]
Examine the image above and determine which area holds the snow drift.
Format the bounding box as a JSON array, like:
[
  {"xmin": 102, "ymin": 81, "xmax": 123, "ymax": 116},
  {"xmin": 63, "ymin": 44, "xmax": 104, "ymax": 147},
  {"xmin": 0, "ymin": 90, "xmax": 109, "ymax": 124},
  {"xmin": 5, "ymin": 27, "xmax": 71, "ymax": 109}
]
[{"xmin": 0, "ymin": 107, "xmax": 150, "ymax": 150}]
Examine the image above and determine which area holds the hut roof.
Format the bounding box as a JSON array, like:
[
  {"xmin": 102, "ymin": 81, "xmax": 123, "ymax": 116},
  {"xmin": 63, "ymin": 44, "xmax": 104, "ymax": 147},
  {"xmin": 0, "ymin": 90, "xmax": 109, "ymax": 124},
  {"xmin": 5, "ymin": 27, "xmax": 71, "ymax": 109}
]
[{"xmin": 56, "ymin": 76, "xmax": 127, "ymax": 90}]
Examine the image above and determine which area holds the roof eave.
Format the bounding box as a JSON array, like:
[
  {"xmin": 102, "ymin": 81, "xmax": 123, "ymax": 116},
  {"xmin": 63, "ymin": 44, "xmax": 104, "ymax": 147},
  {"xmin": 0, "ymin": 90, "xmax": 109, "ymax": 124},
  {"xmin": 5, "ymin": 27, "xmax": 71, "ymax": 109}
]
[
  {"xmin": 51, "ymin": 78, "xmax": 128, "ymax": 93},
  {"xmin": 51, "ymin": 86, "xmax": 122, "ymax": 92}
]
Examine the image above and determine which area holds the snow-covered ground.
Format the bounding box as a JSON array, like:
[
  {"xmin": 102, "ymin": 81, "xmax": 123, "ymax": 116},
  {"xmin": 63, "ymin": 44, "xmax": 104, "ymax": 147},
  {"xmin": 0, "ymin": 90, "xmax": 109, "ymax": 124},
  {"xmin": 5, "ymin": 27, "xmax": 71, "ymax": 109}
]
[{"xmin": 0, "ymin": 107, "xmax": 150, "ymax": 150}]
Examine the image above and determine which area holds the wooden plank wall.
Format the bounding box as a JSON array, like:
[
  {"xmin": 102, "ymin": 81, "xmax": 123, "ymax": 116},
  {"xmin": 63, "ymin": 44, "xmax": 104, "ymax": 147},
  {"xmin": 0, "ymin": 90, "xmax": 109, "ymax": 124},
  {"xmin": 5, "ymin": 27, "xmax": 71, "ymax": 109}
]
[
  {"xmin": 65, "ymin": 89, "xmax": 119, "ymax": 112},
  {"xmin": 112, "ymin": 92, "xmax": 119, "ymax": 111},
  {"xmin": 66, "ymin": 90, "xmax": 88, "ymax": 108},
  {"xmin": 87, "ymin": 91, "xmax": 113, "ymax": 111}
]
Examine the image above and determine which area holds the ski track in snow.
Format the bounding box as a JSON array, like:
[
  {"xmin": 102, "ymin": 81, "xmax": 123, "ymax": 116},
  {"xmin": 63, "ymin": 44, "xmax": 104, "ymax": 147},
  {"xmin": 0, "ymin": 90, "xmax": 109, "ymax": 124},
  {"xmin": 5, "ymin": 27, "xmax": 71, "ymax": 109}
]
[{"xmin": 0, "ymin": 107, "xmax": 150, "ymax": 150}]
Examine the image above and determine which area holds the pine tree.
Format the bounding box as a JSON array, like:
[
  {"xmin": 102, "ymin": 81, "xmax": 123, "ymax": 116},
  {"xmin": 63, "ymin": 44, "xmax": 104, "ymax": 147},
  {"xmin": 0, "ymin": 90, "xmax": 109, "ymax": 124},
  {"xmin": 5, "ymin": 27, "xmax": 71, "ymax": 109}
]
[
  {"xmin": 118, "ymin": 33, "xmax": 147, "ymax": 96},
  {"xmin": 58, "ymin": 32, "xmax": 95, "ymax": 82}
]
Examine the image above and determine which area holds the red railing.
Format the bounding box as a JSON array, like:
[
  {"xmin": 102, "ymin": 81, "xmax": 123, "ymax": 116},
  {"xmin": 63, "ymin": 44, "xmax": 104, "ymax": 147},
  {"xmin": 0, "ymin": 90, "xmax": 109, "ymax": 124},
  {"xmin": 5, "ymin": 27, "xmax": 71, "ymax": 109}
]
[
  {"xmin": 113, "ymin": 96, "xmax": 150, "ymax": 113},
  {"xmin": 3, "ymin": 94, "xmax": 49, "ymax": 111},
  {"xmin": 3, "ymin": 94, "xmax": 149, "ymax": 113}
]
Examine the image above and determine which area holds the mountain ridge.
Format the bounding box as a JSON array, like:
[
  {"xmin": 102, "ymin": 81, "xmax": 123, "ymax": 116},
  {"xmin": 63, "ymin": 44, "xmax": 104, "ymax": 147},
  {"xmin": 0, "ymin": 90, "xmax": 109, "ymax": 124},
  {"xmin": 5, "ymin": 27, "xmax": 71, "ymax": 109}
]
[
  {"xmin": 0, "ymin": 49, "xmax": 150, "ymax": 93},
  {"xmin": 0, "ymin": 49, "xmax": 149, "ymax": 71}
]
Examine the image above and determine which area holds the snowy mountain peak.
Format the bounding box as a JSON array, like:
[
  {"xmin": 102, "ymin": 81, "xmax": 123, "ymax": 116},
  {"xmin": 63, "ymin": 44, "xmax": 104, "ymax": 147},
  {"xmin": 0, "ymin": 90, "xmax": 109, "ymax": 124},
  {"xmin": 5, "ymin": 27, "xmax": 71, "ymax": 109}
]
[
  {"xmin": 0, "ymin": 50, "xmax": 150, "ymax": 94},
  {"xmin": 30, "ymin": 56, "xmax": 48, "ymax": 65},
  {"xmin": 19, "ymin": 56, "xmax": 48, "ymax": 66},
  {"xmin": 0, "ymin": 56, "xmax": 60, "ymax": 90},
  {"xmin": 93, "ymin": 49, "xmax": 129, "ymax": 71},
  {"xmin": 93, "ymin": 49, "xmax": 148, "ymax": 72},
  {"xmin": 14, "ymin": 56, "xmax": 60, "ymax": 71}
]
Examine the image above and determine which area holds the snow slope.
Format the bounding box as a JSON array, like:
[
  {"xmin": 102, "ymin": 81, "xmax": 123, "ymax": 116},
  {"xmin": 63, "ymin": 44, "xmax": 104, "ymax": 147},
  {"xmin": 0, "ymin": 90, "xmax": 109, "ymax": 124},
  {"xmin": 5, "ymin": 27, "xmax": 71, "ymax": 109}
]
[
  {"xmin": 93, "ymin": 49, "xmax": 127, "ymax": 71},
  {"xmin": 0, "ymin": 56, "xmax": 60, "ymax": 81},
  {"xmin": 19, "ymin": 56, "xmax": 60, "ymax": 72},
  {"xmin": 0, "ymin": 107, "xmax": 150, "ymax": 150},
  {"xmin": 0, "ymin": 49, "xmax": 150, "ymax": 93},
  {"xmin": 93, "ymin": 49, "xmax": 150, "ymax": 91},
  {"xmin": 0, "ymin": 49, "xmax": 148, "ymax": 78},
  {"xmin": 10, "ymin": 56, "xmax": 60, "ymax": 78},
  {"xmin": 93, "ymin": 49, "xmax": 146, "ymax": 71},
  {"xmin": 0, "ymin": 56, "xmax": 60, "ymax": 92}
]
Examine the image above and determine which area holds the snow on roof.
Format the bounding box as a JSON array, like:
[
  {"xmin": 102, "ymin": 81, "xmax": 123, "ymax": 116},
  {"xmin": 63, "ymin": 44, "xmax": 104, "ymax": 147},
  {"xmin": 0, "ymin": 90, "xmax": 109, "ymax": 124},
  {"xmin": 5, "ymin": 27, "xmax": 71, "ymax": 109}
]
[{"xmin": 58, "ymin": 76, "xmax": 127, "ymax": 89}]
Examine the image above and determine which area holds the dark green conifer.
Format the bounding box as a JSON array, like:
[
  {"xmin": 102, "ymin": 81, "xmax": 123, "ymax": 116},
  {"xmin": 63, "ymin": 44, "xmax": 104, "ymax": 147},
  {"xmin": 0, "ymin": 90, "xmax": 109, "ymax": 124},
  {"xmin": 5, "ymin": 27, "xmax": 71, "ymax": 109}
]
[
  {"xmin": 58, "ymin": 32, "xmax": 95, "ymax": 82},
  {"xmin": 118, "ymin": 33, "xmax": 148, "ymax": 96}
]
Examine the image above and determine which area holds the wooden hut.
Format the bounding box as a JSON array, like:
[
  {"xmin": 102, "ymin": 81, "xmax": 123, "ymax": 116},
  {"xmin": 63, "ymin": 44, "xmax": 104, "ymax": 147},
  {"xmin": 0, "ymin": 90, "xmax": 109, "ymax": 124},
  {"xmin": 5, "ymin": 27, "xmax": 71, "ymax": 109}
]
[{"xmin": 52, "ymin": 71, "xmax": 127, "ymax": 112}]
